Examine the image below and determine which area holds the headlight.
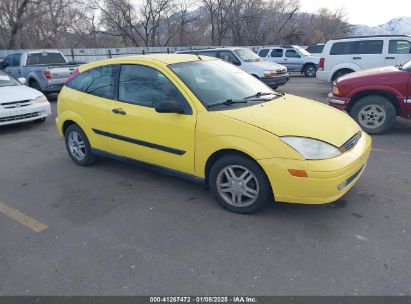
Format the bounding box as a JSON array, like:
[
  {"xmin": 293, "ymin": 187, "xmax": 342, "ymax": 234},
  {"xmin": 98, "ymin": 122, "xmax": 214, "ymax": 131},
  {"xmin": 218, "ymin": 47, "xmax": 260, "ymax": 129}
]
[
  {"xmin": 264, "ymin": 70, "xmax": 277, "ymax": 77},
  {"xmin": 33, "ymin": 95, "xmax": 48, "ymax": 103},
  {"xmin": 332, "ymin": 83, "xmax": 340, "ymax": 96},
  {"xmin": 281, "ymin": 137, "xmax": 341, "ymax": 160}
]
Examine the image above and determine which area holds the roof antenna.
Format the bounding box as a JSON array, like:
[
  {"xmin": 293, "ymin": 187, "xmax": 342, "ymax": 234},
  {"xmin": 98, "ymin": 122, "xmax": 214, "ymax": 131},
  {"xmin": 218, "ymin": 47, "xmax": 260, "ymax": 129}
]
[{"xmin": 195, "ymin": 52, "xmax": 202, "ymax": 60}]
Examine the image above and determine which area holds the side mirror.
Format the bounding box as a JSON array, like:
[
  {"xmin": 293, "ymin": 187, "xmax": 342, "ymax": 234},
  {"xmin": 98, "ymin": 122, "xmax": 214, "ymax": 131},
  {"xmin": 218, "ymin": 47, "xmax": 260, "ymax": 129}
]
[
  {"xmin": 155, "ymin": 101, "xmax": 184, "ymax": 114},
  {"xmin": 18, "ymin": 77, "xmax": 26, "ymax": 85},
  {"xmin": 0, "ymin": 62, "xmax": 7, "ymax": 69}
]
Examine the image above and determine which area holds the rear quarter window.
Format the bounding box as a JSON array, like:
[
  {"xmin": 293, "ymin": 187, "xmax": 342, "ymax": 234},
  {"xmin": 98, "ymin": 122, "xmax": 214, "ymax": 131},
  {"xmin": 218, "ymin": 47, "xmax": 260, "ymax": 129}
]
[{"xmin": 66, "ymin": 65, "xmax": 115, "ymax": 99}]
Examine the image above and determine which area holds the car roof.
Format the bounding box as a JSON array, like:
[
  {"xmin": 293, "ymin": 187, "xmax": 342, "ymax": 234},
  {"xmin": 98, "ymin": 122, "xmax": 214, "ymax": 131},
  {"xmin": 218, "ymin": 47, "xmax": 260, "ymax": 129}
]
[
  {"xmin": 178, "ymin": 47, "xmax": 250, "ymax": 52},
  {"xmin": 78, "ymin": 54, "xmax": 216, "ymax": 71},
  {"xmin": 331, "ymin": 34, "xmax": 411, "ymax": 41}
]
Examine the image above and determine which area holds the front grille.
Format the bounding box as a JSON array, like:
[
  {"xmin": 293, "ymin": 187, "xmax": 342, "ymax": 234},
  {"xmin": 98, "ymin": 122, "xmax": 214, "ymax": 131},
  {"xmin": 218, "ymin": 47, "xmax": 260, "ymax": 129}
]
[
  {"xmin": 1, "ymin": 100, "xmax": 32, "ymax": 109},
  {"xmin": 277, "ymin": 69, "xmax": 287, "ymax": 75},
  {"xmin": 339, "ymin": 131, "xmax": 362, "ymax": 153},
  {"xmin": 0, "ymin": 112, "xmax": 40, "ymax": 123}
]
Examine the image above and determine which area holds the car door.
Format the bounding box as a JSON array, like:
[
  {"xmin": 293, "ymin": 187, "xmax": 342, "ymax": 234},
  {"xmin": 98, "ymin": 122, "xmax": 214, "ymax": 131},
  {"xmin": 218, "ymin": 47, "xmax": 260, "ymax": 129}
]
[
  {"xmin": 106, "ymin": 63, "xmax": 196, "ymax": 175},
  {"xmin": 267, "ymin": 48, "xmax": 284, "ymax": 66},
  {"xmin": 354, "ymin": 40, "xmax": 385, "ymax": 70},
  {"xmin": 387, "ymin": 39, "xmax": 411, "ymax": 66},
  {"xmin": 8, "ymin": 54, "xmax": 22, "ymax": 79},
  {"xmin": 284, "ymin": 49, "xmax": 302, "ymax": 71}
]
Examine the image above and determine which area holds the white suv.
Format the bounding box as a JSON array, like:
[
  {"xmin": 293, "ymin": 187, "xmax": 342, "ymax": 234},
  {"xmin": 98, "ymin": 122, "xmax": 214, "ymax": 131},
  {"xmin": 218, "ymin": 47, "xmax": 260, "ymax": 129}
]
[{"xmin": 317, "ymin": 35, "xmax": 411, "ymax": 82}]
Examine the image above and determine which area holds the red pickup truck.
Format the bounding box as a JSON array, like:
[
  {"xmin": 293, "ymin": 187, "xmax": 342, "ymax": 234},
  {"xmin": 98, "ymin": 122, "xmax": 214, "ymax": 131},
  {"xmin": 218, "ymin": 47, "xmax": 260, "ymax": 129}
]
[{"xmin": 328, "ymin": 60, "xmax": 411, "ymax": 134}]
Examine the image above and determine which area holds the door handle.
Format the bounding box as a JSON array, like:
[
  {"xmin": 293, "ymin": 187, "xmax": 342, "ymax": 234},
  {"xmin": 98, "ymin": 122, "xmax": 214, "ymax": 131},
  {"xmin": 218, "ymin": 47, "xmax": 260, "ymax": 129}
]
[
  {"xmin": 353, "ymin": 57, "xmax": 362, "ymax": 60},
  {"xmin": 386, "ymin": 57, "xmax": 395, "ymax": 60},
  {"xmin": 112, "ymin": 108, "xmax": 126, "ymax": 115}
]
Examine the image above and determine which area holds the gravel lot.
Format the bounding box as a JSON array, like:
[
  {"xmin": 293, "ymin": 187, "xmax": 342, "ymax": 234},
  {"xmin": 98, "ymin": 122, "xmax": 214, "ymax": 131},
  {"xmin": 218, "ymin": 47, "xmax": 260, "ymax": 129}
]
[{"xmin": 0, "ymin": 76, "xmax": 410, "ymax": 296}]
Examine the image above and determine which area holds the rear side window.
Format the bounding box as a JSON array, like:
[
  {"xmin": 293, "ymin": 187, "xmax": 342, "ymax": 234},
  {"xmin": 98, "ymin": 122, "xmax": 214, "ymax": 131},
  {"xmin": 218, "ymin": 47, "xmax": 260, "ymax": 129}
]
[
  {"xmin": 389, "ymin": 40, "xmax": 411, "ymax": 54},
  {"xmin": 258, "ymin": 49, "xmax": 269, "ymax": 57},
  {"xmin": 330, "ymin": 40, "xmax": 383, "ymax": 55},
  {"xmin": 12, "ymin": 54, "xmax": 21, "ymax": 67},
  {"xmin": 66, "ymin": 65, "xmax": 115, "ymax": 99},
  {"xmin": 271, "ymin": 49, "xmax": 283, "ymax": 57},
  {"xmin": 26, "ymin": 52, "xmax": 67, "ymax": 65}
]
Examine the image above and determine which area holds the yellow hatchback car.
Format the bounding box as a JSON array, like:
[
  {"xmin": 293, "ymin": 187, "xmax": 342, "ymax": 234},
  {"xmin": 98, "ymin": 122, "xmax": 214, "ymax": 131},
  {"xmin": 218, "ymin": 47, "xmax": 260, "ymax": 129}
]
[{"xmin": 56, "ymin": 54, "xmax": 372, "ymax": 214}]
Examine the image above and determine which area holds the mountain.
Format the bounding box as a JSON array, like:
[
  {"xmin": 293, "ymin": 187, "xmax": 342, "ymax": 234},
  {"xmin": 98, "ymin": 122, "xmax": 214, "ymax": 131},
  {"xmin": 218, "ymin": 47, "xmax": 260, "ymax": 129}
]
[{"xmin": 352, "ymin": 17, "xmax": 411, "ymax": 36}]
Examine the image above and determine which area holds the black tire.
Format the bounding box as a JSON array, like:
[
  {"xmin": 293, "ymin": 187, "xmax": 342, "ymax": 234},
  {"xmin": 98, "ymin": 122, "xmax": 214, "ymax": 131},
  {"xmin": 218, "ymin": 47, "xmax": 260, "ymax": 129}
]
[
  {"xmin": 29, "ymin": 80, "xmax": 42, "ymax": 92},
  {"xmin": 303, "ymin": 64, "xmax": 317, "ymax": 77},
  {"xmin": 331, "ymin": 69, "xmax": 353, "ymax": 82},
  {"xmin": 64, "ymin": 124, "xmax": 96, "ymax": 166},
  {"xmin": 270, "ymin": 85, "xmax": 278, "ymax": 90},
  {"xmin": 349, "ymin": 95, "xmax": 397, "ymax": 135},
  {"xmin": 33, "ymin": 117, "xmax": 46, "ymax": 123},
  {"xmin": 209, "ymin": 154, "xmax": 273, "ymax": 214}
]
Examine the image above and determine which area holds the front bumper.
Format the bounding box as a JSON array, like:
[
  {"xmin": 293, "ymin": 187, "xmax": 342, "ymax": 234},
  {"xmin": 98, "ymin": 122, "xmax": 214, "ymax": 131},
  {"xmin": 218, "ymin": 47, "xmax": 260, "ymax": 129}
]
[
  {"xmin": 258, "ymin": 132, "xmax": 372, "ymax": 204},
  {"xmin": 0, "ymin": 102, "xmax": 51, "ymax": 126},
  {"xmin": 261, "ymin": 74, "xmax": 290, "ymax": 88},
  {"xmin": 327, "ymin": 93, "xmax": 350, "ymax": 111}
]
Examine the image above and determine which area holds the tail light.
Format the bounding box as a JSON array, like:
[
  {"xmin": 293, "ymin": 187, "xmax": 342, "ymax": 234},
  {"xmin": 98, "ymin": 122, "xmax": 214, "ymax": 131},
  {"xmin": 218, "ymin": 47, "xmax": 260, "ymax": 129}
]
[
  {"xmin": 43, "ymin": 70, "xmax": 51, "ymax": 80},
  {"xmin": 319, "ymin": 58, "xmax": 325, "ymax": 71},
  {"xmin": 65, "ymin": 68, "xmax": 79, "ymax": 84}
]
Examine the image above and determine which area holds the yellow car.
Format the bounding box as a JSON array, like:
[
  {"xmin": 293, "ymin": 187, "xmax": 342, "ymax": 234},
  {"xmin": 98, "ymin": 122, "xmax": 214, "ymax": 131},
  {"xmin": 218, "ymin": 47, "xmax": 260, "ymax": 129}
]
[{"xmin": 56, "ymin": 54, "xmax": 372, "ymax": 214}]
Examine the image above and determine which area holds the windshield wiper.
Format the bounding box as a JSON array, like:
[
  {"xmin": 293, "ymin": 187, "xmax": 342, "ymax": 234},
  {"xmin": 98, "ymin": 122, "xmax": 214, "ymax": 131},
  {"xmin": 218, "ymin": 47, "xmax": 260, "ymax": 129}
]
[
  {"xmin": 208, "ymin": 99, "xmax": 249, "ymax": 108},
  {"xmin": 244, "ymin": 91, "xmax": 284, "ymax": 100},
  {"xmin": 207, "ymin": 92, "xmax": 284, "ymax": 109}
]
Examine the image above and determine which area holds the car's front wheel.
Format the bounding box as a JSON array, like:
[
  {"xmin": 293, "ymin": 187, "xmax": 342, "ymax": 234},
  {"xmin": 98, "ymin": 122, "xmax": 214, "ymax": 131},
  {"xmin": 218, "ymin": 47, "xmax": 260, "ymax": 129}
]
[
  {"xmin": 64, "ymin": 124, "xmax": 96, "ymax": 166},
  {"xmin": 350, "ymin": 95, "xmax": 397, "ymax": 135},
  {"xmin": 209, "ymin": 155, "xmax": 272, "ymax": 214}
]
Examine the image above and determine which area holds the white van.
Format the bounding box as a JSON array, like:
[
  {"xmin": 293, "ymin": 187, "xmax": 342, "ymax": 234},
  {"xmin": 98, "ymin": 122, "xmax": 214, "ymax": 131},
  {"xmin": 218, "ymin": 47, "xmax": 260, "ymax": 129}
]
[
  {"xmin": 176, "ymin": 47, "xmax": 290, "ymax": 89},
  {"xmin": 316, "ymin": 35, "xmax": 411, "ymax": 82}
]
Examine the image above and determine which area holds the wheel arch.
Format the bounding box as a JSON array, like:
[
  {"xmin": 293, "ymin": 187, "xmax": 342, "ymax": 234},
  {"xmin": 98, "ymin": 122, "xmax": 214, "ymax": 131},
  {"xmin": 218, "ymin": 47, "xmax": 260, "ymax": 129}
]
[
  {"xmin": 331, "ymin": 68, "xmax": 355, "ymax": 81},
  {"xmin": 347, "ymin": 90, "xmax": 401, "ymax": 115},
  {"xmin": 204, "ymin": 149, "xmax": 272, "ymax": 192}
]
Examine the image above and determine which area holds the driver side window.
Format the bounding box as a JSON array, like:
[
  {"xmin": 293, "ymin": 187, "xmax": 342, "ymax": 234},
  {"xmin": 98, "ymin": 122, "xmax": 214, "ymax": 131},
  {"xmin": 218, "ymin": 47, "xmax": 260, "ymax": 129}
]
[
  {"xmin": 118, "ymin": 64, "xmax": 188, "ymax": 110},
  {"xmin": 218, "ymin": 51, "xmax": 241, "ymax": 66}
]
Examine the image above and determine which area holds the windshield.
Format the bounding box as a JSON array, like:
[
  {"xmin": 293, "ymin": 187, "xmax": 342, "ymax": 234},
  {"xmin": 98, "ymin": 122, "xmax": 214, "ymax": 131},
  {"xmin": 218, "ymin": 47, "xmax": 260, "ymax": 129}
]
[
  {"xmin": 233, "ymin": 48, "xmax": 261, "ymax": 62},
  {"xmin": 169, "ymin": 59, "xmax": 277, "ymax": 109},
  {"xmin": 0, "ymin": 71, "xmax": 20, "ymax": 87},
  {"xmin": 402, "ymin": 59, "xmax": 411, "ymax": 71},
  {"xmin": 295, "ymin": 46, "xmax": 311, "ymax": 56}
]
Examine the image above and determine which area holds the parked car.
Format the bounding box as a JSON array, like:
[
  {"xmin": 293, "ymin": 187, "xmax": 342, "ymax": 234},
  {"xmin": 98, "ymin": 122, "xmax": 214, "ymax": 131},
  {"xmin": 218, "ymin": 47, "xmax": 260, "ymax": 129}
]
[
  {"xmin": 56, "ymin": 54, "xmax": 371, "ymax": 214},
  {"xmin": 328, "ymin": 60, "xmax": 411, "ymax": 134},
  {"xmin": 305, "ymin": 43, "xmax": 325, "ymax": 56},
  {"xmin": 0, "ymin": 70, "xmax": 51, "ymax": 126},
  {"xmin": 257, "ymin": 45, "xmax": 320, "ymax": 77},
  {"xmin": 317, "ymin": 35, "xmax": 411, "ymax": 82},
  {"xmin": 0, "ymin": 50, "xmax": 78, "ymax": 93},
  {"xmin": 176, "ymin": 47, "xmax": 289, "ymax": 89}
]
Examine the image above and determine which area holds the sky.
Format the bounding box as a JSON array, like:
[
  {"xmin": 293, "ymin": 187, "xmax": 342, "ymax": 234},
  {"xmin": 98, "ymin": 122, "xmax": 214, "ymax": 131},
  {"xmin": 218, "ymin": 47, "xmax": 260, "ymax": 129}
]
[{"xmin": 299, "ymin": 0, "xmax": 411, "ymax": 26}]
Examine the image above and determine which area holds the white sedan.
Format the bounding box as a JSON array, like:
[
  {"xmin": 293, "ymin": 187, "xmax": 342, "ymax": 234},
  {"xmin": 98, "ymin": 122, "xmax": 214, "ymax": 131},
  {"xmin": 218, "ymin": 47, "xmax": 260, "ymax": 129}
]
[{"xmin": 0, "ymin": 71, "xmax": 51, "ymax": 126}]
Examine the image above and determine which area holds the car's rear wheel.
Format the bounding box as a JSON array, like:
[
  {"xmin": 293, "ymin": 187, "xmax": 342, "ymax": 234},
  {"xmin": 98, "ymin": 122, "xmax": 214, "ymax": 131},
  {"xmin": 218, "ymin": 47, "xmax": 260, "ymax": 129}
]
[
  {"xmin": 349, "ymin": 95, "xmax": 397, "ymax": 134},
  {"xmin": 64, "ymin": 124, "xmax": 96, "ymax": 166},
  {"xmin": 209, "ymin": 155, "xmax": 272, "ymax": 214},
  {"xmin": 303, "ymin": 64, "xmax": 317, "ymax": 77},
  {"xmin": 29, "ymin": 80, "xmax": 42, "ymax": 92}
]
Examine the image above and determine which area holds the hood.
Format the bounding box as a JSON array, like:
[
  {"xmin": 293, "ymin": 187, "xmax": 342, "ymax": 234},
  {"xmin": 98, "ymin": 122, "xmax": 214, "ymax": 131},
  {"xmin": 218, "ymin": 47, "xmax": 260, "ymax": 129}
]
[
  {"xmin": 338, "ymin": 66, "xmax": 400, "ymax": 81},
  {"xmin": 248, "ymin": 60, "xmax": 287, "ymax": 71},
  {"xmin": 0, "ymin": 85, "xmax": 43, "ymax": 103},
  {"xmin": 217, "ymin": 95, "xmax": 361, "ymax": 147}
]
